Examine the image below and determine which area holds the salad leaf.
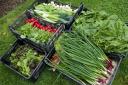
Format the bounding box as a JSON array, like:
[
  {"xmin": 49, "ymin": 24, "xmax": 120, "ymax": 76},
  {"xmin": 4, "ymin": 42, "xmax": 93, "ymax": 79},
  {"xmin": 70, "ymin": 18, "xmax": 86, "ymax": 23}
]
[
  {"xmin": 17, "ymin": 23, "xmax": 53, "ymax": 43},
  {"xmin": 73, "ymin": 11, "xmax": 128, "ymax": 54},
  {"xmin": 10, "ymin": 45, "xmax": 44, "ymax": 76}
]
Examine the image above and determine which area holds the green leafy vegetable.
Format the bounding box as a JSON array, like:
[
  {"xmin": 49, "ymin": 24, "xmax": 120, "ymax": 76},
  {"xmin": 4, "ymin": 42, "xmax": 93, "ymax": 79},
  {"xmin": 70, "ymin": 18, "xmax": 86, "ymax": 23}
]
[
  {"xmin": 17, "ymin": 23, "xmax": 53, "ymax": 43},
  {"xmin": 10, "ymin": 45, "xmax": 44, "ymax": 76},
  {"xmin": 73, "ymin": 11, "xmax": 128, "ymax": 53},
  {"xmin": 32, "ymin": 1, "xmax": 76, "ymax": 23}
]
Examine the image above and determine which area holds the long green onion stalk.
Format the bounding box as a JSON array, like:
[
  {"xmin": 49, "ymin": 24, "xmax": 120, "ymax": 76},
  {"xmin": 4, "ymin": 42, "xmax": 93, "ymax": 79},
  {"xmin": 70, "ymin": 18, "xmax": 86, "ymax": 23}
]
[
  {"xmin": 51, "ymin": 29, "xmax": 114, "ymax": 85},
  {"xmin": 33, "ymin": 1, "xmax": 76, "ymax": 23}
]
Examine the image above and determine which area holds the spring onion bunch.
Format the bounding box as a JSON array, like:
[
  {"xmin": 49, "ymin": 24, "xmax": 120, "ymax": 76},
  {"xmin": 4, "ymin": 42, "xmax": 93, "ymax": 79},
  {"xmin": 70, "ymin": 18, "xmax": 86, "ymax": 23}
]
[
  {"xmin": 53, "ymin": 29, "xmax": 114, "ymax": 85},
  {"xmin": 33, "ymin": 1, "xmax": 77, "ymax": 23}
]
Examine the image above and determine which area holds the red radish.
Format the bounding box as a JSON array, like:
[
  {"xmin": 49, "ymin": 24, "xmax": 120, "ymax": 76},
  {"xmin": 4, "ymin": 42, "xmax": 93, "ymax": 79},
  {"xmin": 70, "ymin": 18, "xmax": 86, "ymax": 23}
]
[{"xmin": 26, "ymin": 18, "xmax": 57, "ymax": 33}]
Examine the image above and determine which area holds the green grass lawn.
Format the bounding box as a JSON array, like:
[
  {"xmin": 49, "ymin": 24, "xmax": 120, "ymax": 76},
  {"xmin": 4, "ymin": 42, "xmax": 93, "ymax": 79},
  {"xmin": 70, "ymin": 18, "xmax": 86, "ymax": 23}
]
[{"xmin": 0, "ymin": 0, "xmax": 128, "ymax": 85}]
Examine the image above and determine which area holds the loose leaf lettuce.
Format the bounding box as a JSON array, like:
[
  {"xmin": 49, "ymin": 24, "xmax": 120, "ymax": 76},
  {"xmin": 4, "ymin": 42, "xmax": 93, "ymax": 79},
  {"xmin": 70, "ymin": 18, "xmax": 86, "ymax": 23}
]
[
  {"xmin": 73, "ymin": 11, "xmax": 128, "ymax": 54},
  {"xmin": 17, "ymin": 23, "xmax": 53, "ymax": 43},
  {"xmin": 10, "ymin": 45, "xmax": 44, "ymax": 76}
]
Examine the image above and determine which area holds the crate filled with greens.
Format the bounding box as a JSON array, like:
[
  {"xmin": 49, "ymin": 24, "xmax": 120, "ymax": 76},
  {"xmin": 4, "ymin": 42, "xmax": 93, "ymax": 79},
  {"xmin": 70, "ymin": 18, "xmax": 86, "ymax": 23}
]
[
  {"xmin": 0, "ymin": 39, "xmax": 50, "ymax": 80},
  {"xmin": 27, "ymin": 0, "xmax": 83, "ymax": 31},
  {"xmin": 9, "ymin": 12, "xmax": 64, "ymax": 52},
  {"xmin": 44, "ymin": 29, "xmax": 123, "ymax": 85}
]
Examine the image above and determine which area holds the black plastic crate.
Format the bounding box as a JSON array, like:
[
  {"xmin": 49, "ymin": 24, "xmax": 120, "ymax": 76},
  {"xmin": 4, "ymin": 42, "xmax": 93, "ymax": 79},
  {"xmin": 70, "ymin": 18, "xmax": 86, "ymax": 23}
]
[
  {"xmin": 0, "ymin": 39, "xmax": 53, "ymax": 80},
  {"xmin": 9, "ymin": 13, "xmax": 65, "ymax": 53},
  {"xmin": 44, "ymin": 51, "xmax": 123, "ymax": 85},
  {"xmin": 126, "ymin": 22, "xmax": 128, "ymax": 26},
  {"xmin": 27, "ymin": 0, "xmax": 84, "ymax": 31}
]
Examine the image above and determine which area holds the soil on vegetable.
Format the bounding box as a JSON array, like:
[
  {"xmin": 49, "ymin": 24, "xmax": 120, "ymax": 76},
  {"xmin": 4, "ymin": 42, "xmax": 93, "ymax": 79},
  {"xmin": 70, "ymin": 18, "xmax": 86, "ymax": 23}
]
[{"xmin": 0, "ymin": 0, "xmax": 25, "ymax": 17}]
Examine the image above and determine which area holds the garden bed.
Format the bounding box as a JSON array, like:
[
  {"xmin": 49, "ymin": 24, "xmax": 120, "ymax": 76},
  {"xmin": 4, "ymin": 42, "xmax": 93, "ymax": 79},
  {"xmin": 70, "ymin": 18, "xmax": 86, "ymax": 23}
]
[{"xmin": 0, "ymin": 0, "xmax": 25, "ymax": 17}]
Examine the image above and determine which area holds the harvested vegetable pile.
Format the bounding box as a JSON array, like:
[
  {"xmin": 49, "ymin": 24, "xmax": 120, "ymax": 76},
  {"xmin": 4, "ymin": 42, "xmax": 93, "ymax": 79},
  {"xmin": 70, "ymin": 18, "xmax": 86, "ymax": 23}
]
[
  {"xmin": 73, "ymin": 11, "xmax": 128, "ymax": 54},
  {"xmin": 47, "ymin": 29, "xmax": 116, "ymax": 85},
  {"xmin": 32, "ymin": 1, "xmax": 77, "ymax": 23},
  {"xmin": 10, "ymin": 44, "xmax": 44, "ymax": 76},
  {"xmin": 17, "ymin": 18, "xmax": 57, "ymax": 43}
]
